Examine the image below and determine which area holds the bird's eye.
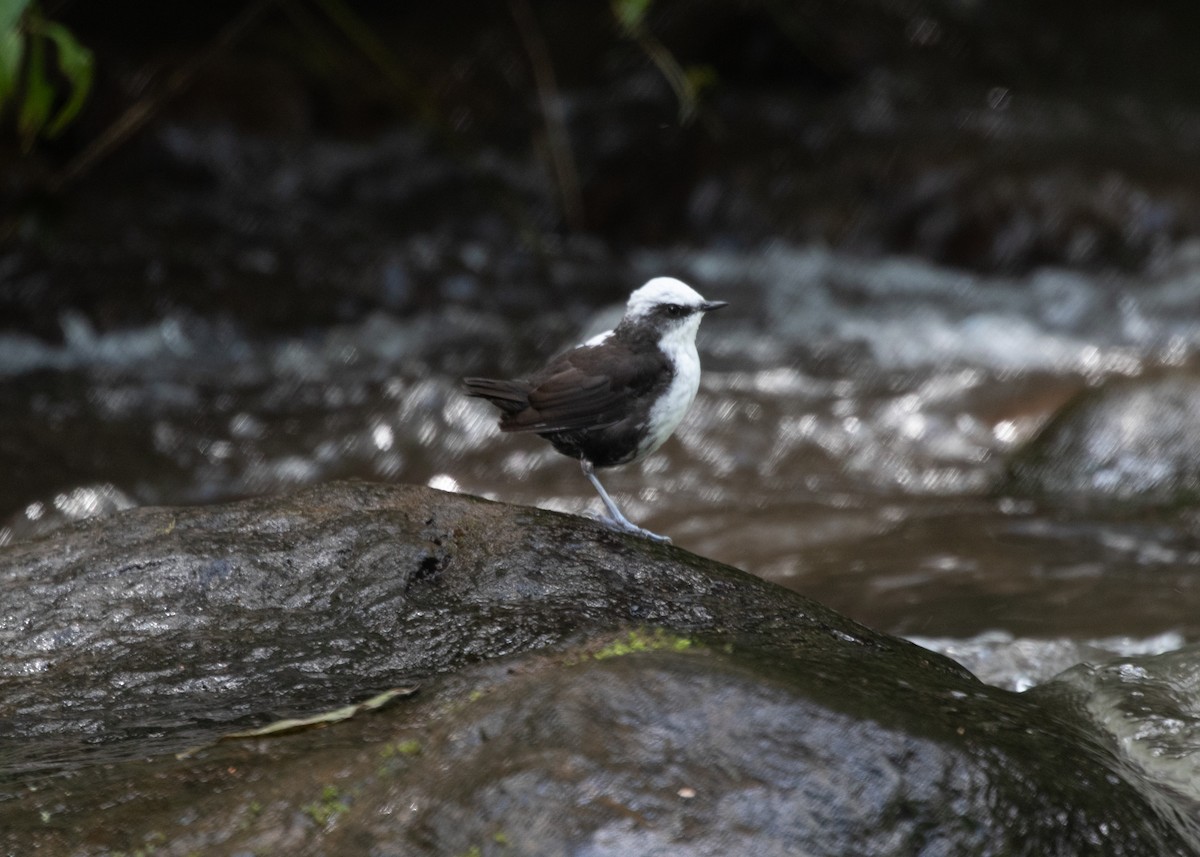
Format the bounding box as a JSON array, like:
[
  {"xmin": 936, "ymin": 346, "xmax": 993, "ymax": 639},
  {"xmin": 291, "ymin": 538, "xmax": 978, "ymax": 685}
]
[{"xmin": 664, "ymin": 304, "xmax": 688, "ymax": 318}]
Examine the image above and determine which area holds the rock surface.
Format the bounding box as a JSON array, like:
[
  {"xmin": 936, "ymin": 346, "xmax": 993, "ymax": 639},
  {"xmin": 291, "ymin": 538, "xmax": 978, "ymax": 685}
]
[
  {"xmin": 1003, "ymin": 373, "xmax": 1200, "ymax": 507},
  {"xmin": 0, "ymin": 482, "xmax": 1195, "ymax": 855}
]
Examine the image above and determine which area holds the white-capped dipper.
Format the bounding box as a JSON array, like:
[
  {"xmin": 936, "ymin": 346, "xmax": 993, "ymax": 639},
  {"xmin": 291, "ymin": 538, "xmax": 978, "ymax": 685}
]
[{"xmin": 463, "ymin": 277, "xmax": 727, "ymax": 543}]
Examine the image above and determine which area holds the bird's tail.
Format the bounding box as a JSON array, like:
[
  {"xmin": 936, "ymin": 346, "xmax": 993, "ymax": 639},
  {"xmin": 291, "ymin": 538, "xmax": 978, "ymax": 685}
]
[{"xmin": 462, "ymin": 377, "xmax": 533, "ymax": 416}]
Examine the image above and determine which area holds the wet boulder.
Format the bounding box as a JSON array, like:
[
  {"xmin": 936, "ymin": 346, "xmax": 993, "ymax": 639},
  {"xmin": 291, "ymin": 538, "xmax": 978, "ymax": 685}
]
[
  {"xmin": 1003, "ymin": 373, "xmax": 1200, "ymax": 507},
  {"xmin": 0, "ymin": 482, "xmax": 1194, "ymax": 855}
]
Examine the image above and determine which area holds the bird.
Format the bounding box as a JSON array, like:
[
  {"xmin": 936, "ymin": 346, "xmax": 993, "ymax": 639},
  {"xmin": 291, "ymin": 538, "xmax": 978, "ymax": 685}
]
[{"xmin": 463, "ymin": 277, "xmax": 727, "ymax": 543}]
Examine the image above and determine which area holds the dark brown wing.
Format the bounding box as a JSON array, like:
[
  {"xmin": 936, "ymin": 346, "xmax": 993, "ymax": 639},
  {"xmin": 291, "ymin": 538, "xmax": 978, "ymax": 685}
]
[
  {"xmin": 470, "ymin": 339, "xmax": 667, "ymax": 434},
  {"xmin": 461, "ymin": 377, "xmax": 533, "ymax": 416}
]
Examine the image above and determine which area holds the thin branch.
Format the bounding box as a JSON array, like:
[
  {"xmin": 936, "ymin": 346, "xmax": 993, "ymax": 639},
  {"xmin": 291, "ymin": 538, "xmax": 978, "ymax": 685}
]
[
  {"xmin": 48, "ymin": 0, "xmax": 278, "ymax": 193},
  {"xmin": 510, "ymin": 0, "xmax": 585, "ymax": 232},
  {"xmin": 310, "ymin": 0, "xmax": 438, "ymax": 125}
]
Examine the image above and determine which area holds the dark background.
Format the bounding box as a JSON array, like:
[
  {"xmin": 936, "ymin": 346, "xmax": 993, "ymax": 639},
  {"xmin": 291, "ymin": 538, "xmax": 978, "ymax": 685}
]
[{"xmin": 6, "ymin": 0, "xmax": 1200, "ymax": 338}]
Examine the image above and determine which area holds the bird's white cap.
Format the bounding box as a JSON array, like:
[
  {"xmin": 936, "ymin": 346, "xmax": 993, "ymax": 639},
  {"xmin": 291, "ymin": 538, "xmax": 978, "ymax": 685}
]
[{"xmin": 624, "ymin": 277, "xmax": 708, "ymax": 319}]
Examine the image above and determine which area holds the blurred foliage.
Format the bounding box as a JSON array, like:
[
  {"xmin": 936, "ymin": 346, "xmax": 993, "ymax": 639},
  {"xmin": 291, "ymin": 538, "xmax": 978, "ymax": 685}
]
[
  {"xmin": 611, "ymin": 0, "xmax": 715, "ymax": 123},
  {"xmin": 611, "ymin": 0, "xmax": 654, "ymax": 31},
  {"xmin": 0, "ymin": 0, "xmax": 93, "ymax": 151}
]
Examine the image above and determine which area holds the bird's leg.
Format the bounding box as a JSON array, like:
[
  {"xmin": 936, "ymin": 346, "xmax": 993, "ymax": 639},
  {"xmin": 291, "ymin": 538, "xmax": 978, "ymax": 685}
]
[{"xmin": 579, "ymin": 458, "xmax": 671, "ymax": 544}]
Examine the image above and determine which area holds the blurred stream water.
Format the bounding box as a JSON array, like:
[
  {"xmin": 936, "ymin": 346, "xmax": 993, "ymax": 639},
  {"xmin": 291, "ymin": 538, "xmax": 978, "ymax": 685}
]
[
  {"xmin": 8, "ymin": 199, "xmax": 1200, "ymax": 828},
  {"xmin": 8, "ymin": 4, "xmax": 1200, "ymax": 831},
  {"xmin": 5, "ymin": 242, "xmax": 1200, "ymax": 674}
]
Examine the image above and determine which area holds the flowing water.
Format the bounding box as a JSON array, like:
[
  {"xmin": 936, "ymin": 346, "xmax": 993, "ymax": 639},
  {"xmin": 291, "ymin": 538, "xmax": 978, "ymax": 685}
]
[
  {"xmin": 6, "ymin": 242, "xmax": 1200, "ymax": 664},
  {"xmin": 6, "ymin": 115, "xmax": 1200, "ymax": 823},
  {"xmin": 7, "ymin": 2, "xmax": 1200, "ymax": 841}
]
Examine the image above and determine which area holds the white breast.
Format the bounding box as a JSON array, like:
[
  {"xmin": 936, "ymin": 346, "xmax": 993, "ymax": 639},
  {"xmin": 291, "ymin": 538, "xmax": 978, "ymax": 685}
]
[{"xmin": 636, "ymin": 320, "xmax": 703, "ymax": 460}]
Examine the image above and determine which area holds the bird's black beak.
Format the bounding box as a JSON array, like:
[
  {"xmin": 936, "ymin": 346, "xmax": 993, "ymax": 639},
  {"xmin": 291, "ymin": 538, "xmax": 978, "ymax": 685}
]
[{"xmin": 700, "ymin": 300, "xmax": 728, "ymax": 313}]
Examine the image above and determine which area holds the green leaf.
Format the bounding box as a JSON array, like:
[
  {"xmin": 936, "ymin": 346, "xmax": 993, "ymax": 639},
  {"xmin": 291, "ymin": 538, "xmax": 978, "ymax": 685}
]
[
  {"xmin": 0, "ymin": 27, "xmax": 22, "ymax": 106},
  {"xmin": 611, "ymin": 0, "xmax": 652, "ymax": 33},
  {"xmin": 16, "ymin": 28, "xmax": 51, "ymax": 149},
  {"xmin": 0, "ymin": 0, "xmax": 30, "ymax": 111},
  {"xmin": 685, "ymin": 63, "xmax": 717, "ymax": 94},
  {"xmin": 39, "ymin": 20, "xmax": 93, "ymax": 136},
  {"xmin": 0, "ymin": 0, "xmax": 32, "ymax": 34}
]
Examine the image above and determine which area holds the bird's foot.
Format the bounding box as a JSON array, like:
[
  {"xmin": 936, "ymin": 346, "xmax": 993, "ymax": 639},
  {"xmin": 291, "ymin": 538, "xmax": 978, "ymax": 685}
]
[{"xmin": 597, "ymin": 515, "xmax": 672, "ymax": 545}]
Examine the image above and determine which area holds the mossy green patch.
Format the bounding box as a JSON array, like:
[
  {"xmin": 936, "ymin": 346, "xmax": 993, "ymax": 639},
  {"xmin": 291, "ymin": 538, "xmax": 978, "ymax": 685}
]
[
  {"xmin": 237, "ymin": 800, "xmax": 264, "ymax": 832},
  {"xmin": 593, "ymin": 628, "xmax": 694, "ymax": 660},
  {"xmin": 380, "ymin": 738, "xmax": 423, "ymax": 758},
  {"xmin": 110, "ymin": 830, "xmax": 167, "ymax": 857},
  {"xmin": 451, "ymin": 831, "xmax": 510, "ymax": 856},
  {"xmin": 302, "ymin": 784, "xmax": 349, "ymax": 827}
]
